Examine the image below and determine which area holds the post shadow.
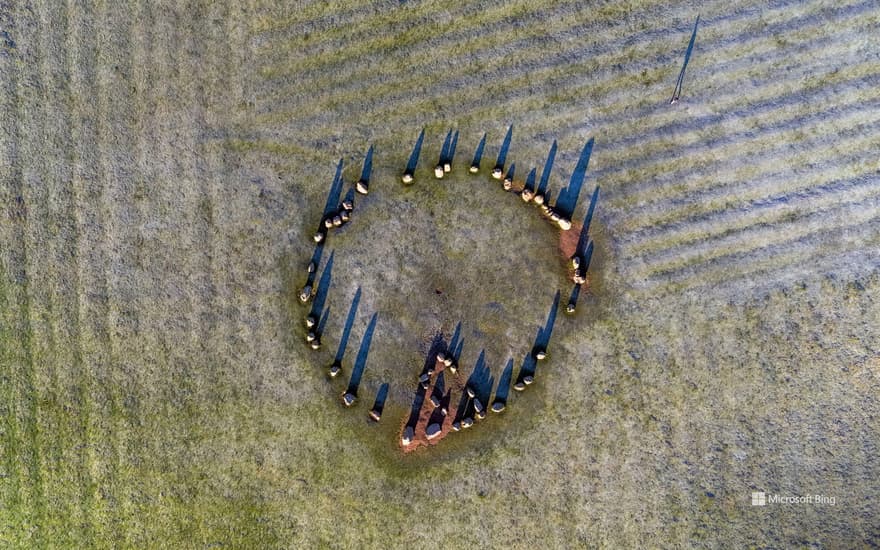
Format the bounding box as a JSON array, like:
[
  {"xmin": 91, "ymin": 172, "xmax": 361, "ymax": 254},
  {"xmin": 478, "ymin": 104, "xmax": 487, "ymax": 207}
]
[
  {"xmin": 440, "ymin": 129, "xmax": 453, "ymax": 164},
  {"xmin": 464, "ymin": 350, "xmax": 494, "ymax": 420},
  {"xmin": 493, "ymin": 125, "xmax": 513, "ymax": 177},
  {"xmin": 308, "ymin": 251, "xmax": 334, "ymax": 324},
  {"xmin": 402, "ymin": 379, "xmax": 427, "ymax": 444},
  {"xmin": 403, "ymin": 128, "xmax": 425, "ymax": 183},
  {"xmin": 470, "ymin": 132, "xmax": 487, "ymax": 173},
  {"xmin": 430, "ymin": 370, "xmax": 446, "ymax": 408},
  {"xmin": 448, "ymin": 130, "xmax": 459, "ymax": 168},
  {"xmin": 554, "ymin": 138, "xmax": 594, "ymax": 220},
  {"xmin": 426, "ymin": 388, "xmax": 451, "ymax": 439},
  {"xmin": 576, "ymin": 186, "xmax": 600, "ymax": 253},
  {"xmin": 451, "ymin": 393, "xmax": 473, "ymax": 431},
  {"xmin": 515, "ymin": 290, "xmax": 560, "ymax": 388},
  {"xmin": 514, "ymin": 353, "xmax": 538, "ymax": 391},
  {"xmin": 453, "ymin": 332, "xmax": 464, "ymax": 358},
  {"xmin": 356, "ymin": 146, "xmax": 373, "ymax": 194},
  {"xmin": 534, "ymin": 290, "xmax": 561, "ymax": 354},
  {"xmin": 492, "ymin": 358, "xmax": 514, "ymax": 412},
  {"xmin": 300, "ymin": 241, "xmax": 325, "ymax": 302},
  {"xmin": 537, "ymin": 140, "xmax": 557, "ymax": 196},
  {"xmin": 342, "ymin": 312, "xmax": 378, "ymax": 406},
  {"xmin": 435, "ymin": 130, "xmax": 453, "ymax": 178},
  {"xmin": 339, "ymin": 188, "xmax": 356, "ymax": 213},
  {"xmin": 448, "ymin": 321, "xmax": 462, "ymax": 358},
  {"xmin": 567, "ymin": 241, "xmax": 593, "ymax": 313},
  {"xmin": 670, "ymin": 15, "xmax": 700, "ymax": 104},
  {"xmin": 330, "ymin": 287, "xmax": 361, "ymax": 377},
  {"xmin": 315, "ymin": 159, "xmax": 345, "ymax": 242},
  {"xmin": 420, "ymin": 332, "xmax": 448, "ymax": 387},
  {"xmin": 524, "ymin": 167, "xmax": 537, "ymax": 195},
  {"xmin": 502, "ymin": 163, "xmax": 516, "ymax": 190},
  {"xmin": 310, "ymin": 305, "xmax": 330, "ymax": 350},
  {"xmin": 369, "ymin": 382, "xmax": 389, "ymax": 422}
]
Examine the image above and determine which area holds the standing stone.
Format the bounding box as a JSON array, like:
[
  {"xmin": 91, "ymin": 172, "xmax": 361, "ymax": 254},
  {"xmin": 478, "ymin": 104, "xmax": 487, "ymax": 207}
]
[{"xmin": 426, "ymin": 423, "xmax": 442, "ymax": 440}]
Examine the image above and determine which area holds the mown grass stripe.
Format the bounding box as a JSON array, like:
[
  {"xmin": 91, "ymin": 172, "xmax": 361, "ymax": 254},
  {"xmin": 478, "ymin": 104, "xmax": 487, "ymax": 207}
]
[
  {"xmin": 117, "ymin": 0, "xmax": 156, "ymax": 544},
  {"xmin": 99, "ymin": 0, "xmax": 156, "ymax": 544},
  {"xmin": 591, "ymin": 61, "xmax": 880, "ymax": 189},
  {"xmin": 258, "ymin": 0, "xmax": 580, "ymax": 79},
  {"xmin": 619, "ymin": 127, "xmax": 880, "ymax": 256},
  {"xmin": 640, "ymin": 194, "xmax": 880, "ymax": 287},
  {"xmin": 607, "ymin": 74, "xmax": 880, "ymax": 210},
  {"xmin": 6, "ymin": 3, "xmax": 48, "ymax": 546},
  {"xmin": 243, "ymin": 60, "xmax": 879, "ymax": 193},
  {"xmin": 0, "ymin": 4, "xmax": 32, "ymax": 545},
  {"xmin": 255, "ymin": 0, "xmax": 784, "ymax": 89},
  {"xmin": 251, "ymin": 1, "xmax": 874, "ymax": 157},
  {"xmin": 642, "ymin": 215, "xmax": 880, "ymax": 296},
  {"xmin": 617, "ymin": 115, "xmax": 880, "ymax": 247},
  {"xmin": 255, "ymin": 0, "xmax": 864, "ymax": 132},
  {"xmin": 35, "ymin": 0, "xmax": 92, "ymax": 544},
  {"xmin": 63, "ymin": 0, "xmax": 102, "ymax": 544},
  {"xmin": 254, "ymin": 0, "xmax": 771, "ymax": 117},
  {"xmin": 612, "ymin": 93, "xmax": 880, "ymax": 230},
  {"xmin": 591, "ymin": 70, "xmax": 880, "ymax": 186},
  {"xmin": 85, "ymin": 0, "xmax": 135, "ymax": 543},
  {"xmin": 634, "ymin": 174, "xmax": 880, "ymax": 277},
  {"xmin": 251, "ymin": 0, "xmax": 374, "ymax": 34},
  {"xmin": 255, "ymin": 0, "xmax": 808, "ymax": 112}
]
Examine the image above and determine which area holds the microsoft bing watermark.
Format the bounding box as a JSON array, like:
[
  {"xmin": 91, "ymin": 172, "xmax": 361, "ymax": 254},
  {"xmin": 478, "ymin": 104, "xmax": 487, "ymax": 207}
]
[{"xmin": 751, "ymin": 491, "xmax": 836, "ymax": 506}]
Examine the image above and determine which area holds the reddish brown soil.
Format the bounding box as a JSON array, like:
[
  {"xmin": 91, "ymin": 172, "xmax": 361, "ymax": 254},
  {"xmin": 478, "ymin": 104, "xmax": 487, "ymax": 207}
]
[
  {"xmin": 399, "ymin": 358, "xmax": 467, "ymax": 453},
  {"xmin": 398, "ymin": 178, "xmax": 592, "ymax": 453}
]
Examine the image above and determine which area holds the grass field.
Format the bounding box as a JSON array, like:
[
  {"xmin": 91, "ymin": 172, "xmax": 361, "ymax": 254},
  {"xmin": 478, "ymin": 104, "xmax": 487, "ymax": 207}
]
[{"xmin": 1, "ymin": 0, "xmax": 879, "ymax": 547}]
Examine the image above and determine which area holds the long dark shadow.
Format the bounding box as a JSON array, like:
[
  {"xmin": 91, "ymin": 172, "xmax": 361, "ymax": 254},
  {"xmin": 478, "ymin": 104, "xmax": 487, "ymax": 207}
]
[
  {"xmin": 555, "ymin": 138, "xmax": 594, "ymax": 219},
  {"xmin": 567, "ymin": 283, "xmax": 582, "ymax": 314},
  {"xmin": 322, "ymin": 159, "xmax": 345, "ymax": 219},
  {"xmin": 568, "ymin": 240, "xmax": 593, "ymax": 313},
  {"xmin": 448, "ymin": 130, "xmax": 459, "ymax": 168},
  {"xmin": 537, "ymin": 140, "xmax": 557, "ymax": 196},
  {"xmin": 579, "ymin": 186, "xmax": 600, "ymax": 253},
  {"xmin": 494, "ymin": 125, "xmax": 513, "ymax": 174},
  {"xmin": 524, "ymin": 167, "xmax": 537, "ymax": 195},
  {"xmin": 452, "ymin": 392, "xmax": 473, "ymax": 430},
  {"xmin": 671, "ymin": 15, "xmax": 700, "ymax": 104},
  {"xmin": 339, "ymin": 187, "xmax": 356, "ymax": 212},
  {"xmin": 405, "ymin": 128, "xmax": 426, "ymax": 177},
  {"xmin": 313, "ymin": 159, "xmax": 345, "ymax": 245},
  {"xmin": 430, "ymin": 370, "xmax": 446, "ymax": 408},
  {"xmin": 426, "ymin": 389, "xmax": 451, "ymax": 434},
  {"xmin": 308, "ymin": 251, "xmax": 334, "ymax": 322},
  {"xmin": 403, "ymin": 380, "xmax": 427, "ymax": 443},
  {"xmin": 369, "ymin": 382, "xmax": 389, "ymax": 422},
  {"xmin": 578, "ymin": 185, "xmax": 599, "ymax": 250},
  {"xmin": 503, "ymin": 163, "xmax": 516, "ymax": 188},
  {"xmin": 343, "ymin": 312, "xmax": 378, "ymax": 405},
  {"xmin": 441, "ymin": 129, "xmax": 453, "ymax": 163},
  {"xmin": 470, "ymin": 132, "xmax": 487, "ymax": 172},
  {"xmin": 514, "ymin": 353, "xmax": 538, "ymax": 390},
  {"xmin": 420, "ymin": 332, "xmax": 447, "ymax": 384},
  {"xmin": 330, "ymin": 287, "xmax": 361, "ymax": 376},
  {"xmin": 492, "ymin": 358, "xmax": 514, "ymax": 412},
  {"xmin": 535, "ymin": 290, "xmax": 561, "ymax": 352},
  {"xmin": 452, "ymin": 337, "xmax": 464, "ymax": 365},
  {"xmin": 312, "ymin": 306, "xmax": 330, "ymax": 350},
  {"xmin": 356, "ymin": 146, "xmax": 373, "ymax": 194},
  {"xmin": 465, "ymin": 350, "xmax": 494, "ymax": 419},
  {"xmin": 517, "ymin": 291, "xmax": 561, "ymax": 387},
  {"xmin": 448, "ymin": 321, "xmax": 462, "ymax": 358},
  {"xmin": 302, "ymin": 241, "xmax": 325, "ymax": 300}
]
